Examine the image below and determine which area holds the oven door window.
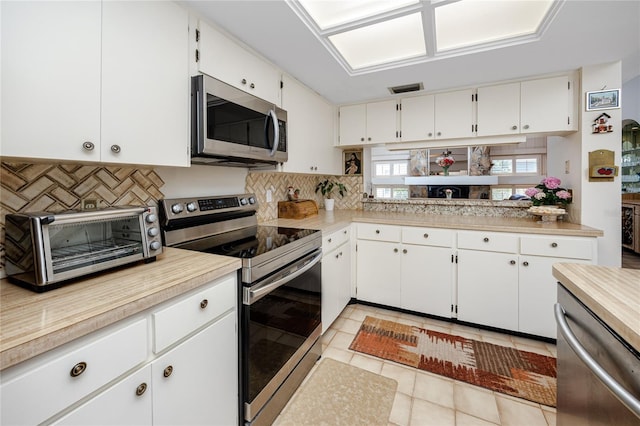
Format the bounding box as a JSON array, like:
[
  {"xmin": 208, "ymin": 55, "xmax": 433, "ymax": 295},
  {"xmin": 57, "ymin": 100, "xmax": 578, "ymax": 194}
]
[{"xmin": 242, "ymin": 260, "xmax": 321, "ymax": 403}]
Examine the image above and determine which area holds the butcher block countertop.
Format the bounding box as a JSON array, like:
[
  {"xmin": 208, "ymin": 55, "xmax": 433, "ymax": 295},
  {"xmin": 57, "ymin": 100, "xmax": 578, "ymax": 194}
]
[
  {"xmin": 264, "ymin": 210, "xmax": 604, "ymax": 237},
  {"xmin": 0, "ymin": 247, "xmax": 241, "ymax": 371},
  {"xmin": 553, "ymin": 263, "xmax": 640, "ymax": 350}
]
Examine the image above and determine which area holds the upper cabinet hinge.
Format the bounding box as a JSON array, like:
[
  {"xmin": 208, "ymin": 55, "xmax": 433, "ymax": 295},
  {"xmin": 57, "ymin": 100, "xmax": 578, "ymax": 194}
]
[
  {"xmin": 195, "ymin": 28, "xmax": 200, "ymax": 42},
  {"xmin": 568, "ymin": 116, "xmax": 570, "ymax": 125},
  {"xmin": 195, "ymin": 49, "xmax": 199, "ymax": 63},
  {"xmin": 568, "ymin": 81, "xmax": 570, "ymax": 90},
  {"xmin": 455, "ymin": 254, "xmax": 458, "ymax": 263},
  {"xmin": 280, "ymin": 81, "xmax": 284, "ymax": 89}
]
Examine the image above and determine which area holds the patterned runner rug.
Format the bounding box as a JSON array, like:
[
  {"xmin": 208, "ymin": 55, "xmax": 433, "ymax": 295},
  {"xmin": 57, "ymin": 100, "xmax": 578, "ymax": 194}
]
[
  {"xmin": 349, "ymin": 316, "xmax": 557, "ymax": 407},
  {"xmin": 274, "ymin": 358, "xmax": 397, "ymax": 426}
]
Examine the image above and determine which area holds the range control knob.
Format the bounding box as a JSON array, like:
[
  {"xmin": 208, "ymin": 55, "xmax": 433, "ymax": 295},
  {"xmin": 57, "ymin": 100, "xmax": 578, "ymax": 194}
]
[
  {"xmin": 186, "ymin": 202, "xmax": 197, "ymax": 212},
  {"xmin": 171, "ymin": 204, "xmax": 183, "ymax": 214},
  {"xmin": 248, "ymin": 196, "xmax": 256, "ymax": 204},
  {"xmin": 145, "ymin": 213, "xmax": 158, "ymax": 223},
  {"xmin": 147, "ymin": 227, "xmax": 159, "ymax": 237},
  {"xmin": 240, "ymin": 198, "xmax": 248, "ymax": 205},
  {"xmin": 149, "ymin": 241, "xmax": 162, "ymax": 251}
]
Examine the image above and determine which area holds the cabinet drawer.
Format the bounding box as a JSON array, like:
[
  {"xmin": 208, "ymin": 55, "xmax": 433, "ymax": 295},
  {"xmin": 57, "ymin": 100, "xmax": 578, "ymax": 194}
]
[
  {"xmin": 402, "ymin": 226, "xmax": 454, "ymax": 247},
  {"xmin": 1, "ymin": 319, "xmax": 147, "ymax": 426},
  {"xmin": 323, "ymin": 226, "xmax": 350, "ymax": 253},
  {"xmin": 457, "ymin": 231, "xmax": 519, "ymax": 253},
  {"xmin": 153, "ymin": 275, "xmax": 236, "ymax": 353},
  {"xmin": 520, "ymin": 235, "xmax": 594, "ymax": 260},
  {"xmin": 357, "ymin": 223, "xmax": 401, "ymax": 242}
]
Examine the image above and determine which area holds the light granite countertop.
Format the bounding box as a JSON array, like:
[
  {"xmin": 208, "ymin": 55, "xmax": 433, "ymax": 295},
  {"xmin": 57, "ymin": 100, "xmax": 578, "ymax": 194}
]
[
  {"xmin": 552, "ymin": 263, "xmax": 640, "ymax": 350},
  {"xmin": 264, "ymin": 210, "xmax": 604, "ymax": 238},
  {"xmin": 0, "ymin": 247, "xmax": 241, "ymax": 371}
]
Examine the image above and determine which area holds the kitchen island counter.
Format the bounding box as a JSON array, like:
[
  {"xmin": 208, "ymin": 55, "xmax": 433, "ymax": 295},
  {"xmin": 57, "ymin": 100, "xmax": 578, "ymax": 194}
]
[
  {"xmin": 0, "ymin": 247, "xmax": 241, "ymax": 370},
  {"xmin": 264, "ymin": 209, "xmax": 604, "ymax": 238},
  {"xmin": 552, "ymin": 263, "xmax": 640, "ymax": 350}
]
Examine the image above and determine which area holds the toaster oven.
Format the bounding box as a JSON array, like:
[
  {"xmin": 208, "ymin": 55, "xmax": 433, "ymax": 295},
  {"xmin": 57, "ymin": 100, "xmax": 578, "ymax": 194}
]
[{"xmin": 4, "ymin": 206, "xmax": 162, "ymax": 291}]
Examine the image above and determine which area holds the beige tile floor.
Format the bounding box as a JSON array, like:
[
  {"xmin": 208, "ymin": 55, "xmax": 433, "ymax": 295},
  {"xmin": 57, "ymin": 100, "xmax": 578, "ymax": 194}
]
[{"xmin": 315, "ymin": 303, "xmax": 557, "ymax": 426}]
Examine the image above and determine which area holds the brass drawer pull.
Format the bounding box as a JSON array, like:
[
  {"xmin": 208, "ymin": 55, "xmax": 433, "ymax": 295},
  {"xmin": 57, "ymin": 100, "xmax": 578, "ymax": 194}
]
[
  {"xmin": 551, "ymin": 242, "xmax": 558, "ymax": 248},
  {"xmin": 510, "ymin": 260, "xmax": 516, "ymax": 265},
  {"xmin": 200, "ymin": 299, "xmax": 208, "ymax": 309},
  {"xmin": 483, "ymin": 237, "xmax": 490, "ymax": 242},
  {"xmin": 70, "ymin": 362, "xmax": 87, "ymax": 377},
  {"xmin": 523, "ymin": 261, "xmax": 529, "ymax": 266},
  {"xmin": 423, "ymin": 233, "xmax": 429, "ymax": 238},
  {"xmin": 163, "ymin": 365, "xmax": 173, "ymax": 378},
  {"xmin": 136, "ymin": 382, "xmax": 147, "ymax": 396}
]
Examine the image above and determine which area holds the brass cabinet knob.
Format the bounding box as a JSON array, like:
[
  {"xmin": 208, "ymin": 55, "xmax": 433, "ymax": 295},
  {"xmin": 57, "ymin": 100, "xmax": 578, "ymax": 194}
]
[
  {"xmin": 70, "ymin": 362, "xmax": 87, "ymax": 377},
  {"xmin": 483, "ymin": 237, "xmax": 490, "ymax": 242},
  {"xmin": 375, "ymin": 229, "xmax": 380, "ymax": 234},
  {"xmin": 241, "ymin": 78, "xmax": 247, "ymax": 85},
  {"xmin": 110, "ymin": 144, "xmax": 121, "ymax": 153},
  {"xmin": 135, "ymin": 383, "xmax": 147, "ymax": 396},
  {"xmin": 163, "ymin": 365, "xmax": 173, "ymax": 378},
  {"xmin": 522, "ymin": 261, "xmax": 529, "ymax": 267},
  {"xmin": 510, "ymin": 260, "xmax": 516, "ymax": 265},
  {"xmin": 423, "ymin": 233, "xmax": 429, "ymax": 238},
  {"xmin": 250, "ymin": 83, "xmax": 255, "ymax": 89},
  {"xmin": 393, "ymin": 248, "xmax": 398, "ymax": 253},
  {"xmin": 403, "ymin": 249, "xmax": 407, "ymax": 254},
  {"xmin": 551, "ymin": 242, "xmax": 558, "ymax": 248},
  {"xmin": 82, "ymin": 141, "xmax": 95, "ymax": 151},
  {"xmin": 200, "ymin": 299, "xmax": 208, "ymax": 309},
  {"xmin": 511, "ymin": 125, "xmax": 518, "ymax": 130},
  {"xmin": 523, "ymin": 124, "xmax": 530, "ymax": 130}
]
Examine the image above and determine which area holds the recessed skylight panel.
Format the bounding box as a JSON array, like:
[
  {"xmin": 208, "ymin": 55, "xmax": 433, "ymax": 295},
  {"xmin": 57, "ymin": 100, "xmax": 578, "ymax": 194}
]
[
  {"xmin": 298, "ymin": 0, "xmax": 419, "ymax": 30},
  {"xmin": 328, "ymin": 13, "xmax": 426, "ymax": 69},
  {"xmin": 434, "ymin": 0, "xmax": 554, "ymax": 51}
]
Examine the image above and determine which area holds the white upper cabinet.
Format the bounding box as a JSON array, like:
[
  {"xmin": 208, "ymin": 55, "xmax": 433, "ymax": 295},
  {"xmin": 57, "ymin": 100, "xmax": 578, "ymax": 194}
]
[
  {"xmin": 434, "ymin": 89, "xmax": 475, "ymax": 140},
  {"xmin": 281, "ymin": 74, "xmax": 340, "ymax": 174},
  {"xmin": 101, "ymin": 1, "xmax": 189, "ymax": 167},
  {"xmin": 1, "ymin": 1, "xmax": 102, "ymax": 162},
  {"xmin": 198, "ymin": 20, "xmax": 281, "ymax": 106},
  {"xmin": 476, "ymin": 82, "xmax": 521, "ymax": 137},
  {"xmin": 399, "ymin": 94, "xmax": 436, "ymax": 142},
  {"xmin": 477, "ymin": 75, "xmax": 574, "ymax": 137},
  {"xmin": 338, "ymin": 100, "xmax": 397, "ymax": 146},
  {"xmin": 1, "ymin": 1, "xmax": 190, "ymax": 167}
]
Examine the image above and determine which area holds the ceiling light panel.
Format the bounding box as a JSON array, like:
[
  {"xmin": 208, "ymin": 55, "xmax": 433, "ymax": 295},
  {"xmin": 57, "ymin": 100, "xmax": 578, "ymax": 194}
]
[
  {"xmin": 328, "ymin": 13, "xmax": 426, "ymax": 69},
  {"xmin": 435, "ymin": 0, "xmax": 554, "ymax": 51},
  {"xmin": 298, "ymin": 0, "xmax": 419, "ymax": 30}
]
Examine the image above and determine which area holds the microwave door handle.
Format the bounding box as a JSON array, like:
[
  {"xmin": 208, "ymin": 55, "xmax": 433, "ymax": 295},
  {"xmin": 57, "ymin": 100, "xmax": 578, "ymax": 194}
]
[
  {"xmin": 267, "ymin": 109, "xmax": 279, "ymax": 157},
  {"xmin": 244, "ymin": 250, "xmax": 321, "ymax": 305}
]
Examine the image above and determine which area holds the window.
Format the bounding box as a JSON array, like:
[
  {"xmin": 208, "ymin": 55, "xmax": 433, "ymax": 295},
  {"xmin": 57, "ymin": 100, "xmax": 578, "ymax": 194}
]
[
  {"xmin": 490, "ymin": 155, "xmax": 540, "ymax": 176},
  {"xmin": 491, "ymin": 186, "xmax": 534, "ymax": 200},
  {"xmin": 371, "ymin": 147, "xmax": 410, "ymax": 199}
]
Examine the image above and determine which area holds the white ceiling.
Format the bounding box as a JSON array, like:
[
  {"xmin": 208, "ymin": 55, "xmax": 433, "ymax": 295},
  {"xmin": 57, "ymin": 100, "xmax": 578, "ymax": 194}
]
[{"xmin": 182, "ymin": 0, "xmax": 640, "ymax": 105}]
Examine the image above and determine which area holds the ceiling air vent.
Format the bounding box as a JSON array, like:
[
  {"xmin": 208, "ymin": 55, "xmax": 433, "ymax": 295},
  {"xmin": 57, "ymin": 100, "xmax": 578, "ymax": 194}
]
[{"xmin": 388, "ymin": 82, "xmax": 423, "ymax": 94}]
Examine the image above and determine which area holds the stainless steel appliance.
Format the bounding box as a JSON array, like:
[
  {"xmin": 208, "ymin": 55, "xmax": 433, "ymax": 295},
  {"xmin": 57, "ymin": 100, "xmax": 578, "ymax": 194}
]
[
  {"xmin": 191, "ymin": 74, "xmax": 287, "ymax": 168},
  {"xmin": 5, "ymin": 206, "xmax": 162, "ymax": 291},
  {"xmin": 159, "ymin": 194, "xmax": 321, "ymax": 426},
  {"xmin": 555, "ymin": 285, "xmax": 640, "ymax": 425}
]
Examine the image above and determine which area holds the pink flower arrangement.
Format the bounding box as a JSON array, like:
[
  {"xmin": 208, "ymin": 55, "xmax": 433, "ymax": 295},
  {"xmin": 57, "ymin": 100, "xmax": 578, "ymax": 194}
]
[
  {"xmin": 436, "ymin": 156, "xmax": 455, "ymax": 168},
  {"xmin": 525, "ymin": 177, "xmax": 572, "ymax": 206}
]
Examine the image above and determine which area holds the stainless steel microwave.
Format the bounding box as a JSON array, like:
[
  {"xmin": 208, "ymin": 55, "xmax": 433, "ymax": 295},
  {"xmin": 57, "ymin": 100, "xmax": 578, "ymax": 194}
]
[
  {"xmin": 191, "ymin": 74, "xmax": 287, "ymax": 168},
  {"xmin": 4, "ymin": 206, "xmax": 162, "ymax": 291}
]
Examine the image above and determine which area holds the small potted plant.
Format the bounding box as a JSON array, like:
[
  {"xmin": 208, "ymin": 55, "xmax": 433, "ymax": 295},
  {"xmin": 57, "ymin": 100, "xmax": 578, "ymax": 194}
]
[{"xmin": 315, "ymin": 179, "xmax": 346, "ymax": 211}]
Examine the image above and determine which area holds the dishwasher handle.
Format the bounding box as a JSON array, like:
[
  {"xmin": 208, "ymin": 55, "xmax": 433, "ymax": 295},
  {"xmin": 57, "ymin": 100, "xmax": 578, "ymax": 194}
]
[
  {"xmin": 554, "ymin": 303, "xmax": 640, "ymax": 419},
  {"xmin": 244, "ymin": 249, "xmax": 322, "ymax": 305}
]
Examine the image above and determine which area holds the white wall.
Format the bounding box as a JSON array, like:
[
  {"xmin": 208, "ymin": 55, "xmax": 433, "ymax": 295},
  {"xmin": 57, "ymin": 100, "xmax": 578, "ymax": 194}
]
[
  {"xmin": 555, "ymin": 62, "xmax": 622, "ymax": 267},
  {"xmin": 156, "ymin": 164, "xmax": 248, "ymax": 198},
  {"xmin": 622, "ymin": 75, "xmax": 640, "ymax": 123}
]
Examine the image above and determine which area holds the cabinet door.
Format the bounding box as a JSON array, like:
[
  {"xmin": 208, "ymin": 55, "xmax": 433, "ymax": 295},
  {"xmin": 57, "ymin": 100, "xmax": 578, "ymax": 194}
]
[
  {"xmin": 366, "ymin": 100, "xmax": 398, "ymax": 144},
  {"xmin": 198, "ymin": 21, "xmax": 281, "ymax": 105},
  {"xmin": 401, "ymin": 245, "xmax": 453, "ymax": 318},
  {"xmin": 1, "ymin": 1, "xmax": 101, "ymax": 162},
  {"xmin": 356, "ymin": 240, "xmax": 401, "ymax": 306},
  {"xmin": 519, "ymin": 256, "xmax": 590, "ymax": 339},
  {"xmin": 457, "ymin": 250, "xmax": 518, "ymax": 331},
  {"xmin": 53, "ymin": 366, "xmax": 152, "ymax": 426},
  {"xmin": 281, "ymin": 74, "xmax": 340, "ymax": 174},
  {"xmin": 434, "ymin": 89, "xmax": 474, "ymax": 139},
  {"xmin": 152, "ymin": 312, "xmax": 237, "ymax": 426},
  {"xmin": 520, "ymin": 76, "xmax": 570, "ymax": 133},
  {"xmin": 400, "ymin": 95, "xmax": 436, "ymax": 142},
  {"xmin": 102, "ymin": 1, "xmax": 189, "ymax": 167},
  {"xmin": 339, "ymin": 104, "xmax": 367, "ymax": 145},
  {"xmin": 476, "ymin": 83, "xmax": 520, "ymax": 136},
  {"xmin": 322, "ymin": 243, "xmax": 351, "ymax": 333}
]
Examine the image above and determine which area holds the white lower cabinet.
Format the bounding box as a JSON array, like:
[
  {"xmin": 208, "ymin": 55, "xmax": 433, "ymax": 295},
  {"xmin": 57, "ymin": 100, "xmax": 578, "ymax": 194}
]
[
  {"xmin": 321, "ymin": 226, "xmax": 352, "ymax": 333},
  {"xmin": 0, "ymin": 274, "xmax": 238, "ymax": 425},
  {"xmin": 356, "ymin": 239, "xmax": 401, "ymax": 306}
]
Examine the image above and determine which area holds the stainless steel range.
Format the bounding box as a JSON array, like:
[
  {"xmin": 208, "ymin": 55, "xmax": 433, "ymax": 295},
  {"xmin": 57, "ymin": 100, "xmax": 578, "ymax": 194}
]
[{"xmin": 159, "ymin": 194, "xmax": 322, "ymax": 426}]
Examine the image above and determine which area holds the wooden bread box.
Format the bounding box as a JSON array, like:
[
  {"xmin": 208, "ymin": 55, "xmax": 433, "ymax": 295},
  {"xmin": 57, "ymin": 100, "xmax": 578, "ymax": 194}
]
[{"xmin": 278, "ymin": 200, "xmax": 318, "ymax": 219}]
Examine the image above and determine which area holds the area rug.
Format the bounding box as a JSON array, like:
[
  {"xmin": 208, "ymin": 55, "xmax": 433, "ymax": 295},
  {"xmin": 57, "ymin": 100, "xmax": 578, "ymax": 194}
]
[
  {"xmin": 349, "ymin": 316, "xmax": 557, "ymax": 407},
  {"xmin": 274, "ymin": 358, "xmax": 398, "ymax": 426}
]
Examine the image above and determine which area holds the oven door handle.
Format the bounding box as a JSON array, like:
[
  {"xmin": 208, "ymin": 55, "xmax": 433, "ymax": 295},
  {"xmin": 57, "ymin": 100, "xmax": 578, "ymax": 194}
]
[
  {"xmin": 554, "ymin": 303, "xmax": 640, "ymax": 418},
  {"xmin": 244, "ymin": 249, "xmax": 322, "ymax": 305}
]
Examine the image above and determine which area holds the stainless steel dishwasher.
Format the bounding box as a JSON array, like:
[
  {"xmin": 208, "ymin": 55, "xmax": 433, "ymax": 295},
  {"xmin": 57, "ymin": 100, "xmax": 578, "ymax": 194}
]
[{"xmin": 555, "ymin": 285, "xmax": 640, "ymax": 425}]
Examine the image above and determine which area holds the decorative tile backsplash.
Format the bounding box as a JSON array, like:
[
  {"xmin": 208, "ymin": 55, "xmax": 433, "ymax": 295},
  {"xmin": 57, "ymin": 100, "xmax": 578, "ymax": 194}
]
[
  {"xmin": 246, "ymin": 172, "xmax": 363, "ymax": 222},
  {"xmin": 0, "ymin": 161, "xmax": 165, "ymax": 277}
]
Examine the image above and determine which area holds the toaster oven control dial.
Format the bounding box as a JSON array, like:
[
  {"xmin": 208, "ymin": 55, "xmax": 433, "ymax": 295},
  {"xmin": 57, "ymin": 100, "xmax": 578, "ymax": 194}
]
[
  {"xmin": 148, "ymin": 227, "xmax": 159, "ymax": 237},
  {"xmin": 186, "ymin": 202, "xmax": 197, "ymax": 212},
  {"xmin": 171, "ymin": 203, "xmax": 183, "ymax": 214},
  {"xmin": 145, "ymin": 213, "xmax": 158, "ymax": 223},
  {"xmin": 149, "ymin": 241, "xmax": 162, "ymax": 251}
]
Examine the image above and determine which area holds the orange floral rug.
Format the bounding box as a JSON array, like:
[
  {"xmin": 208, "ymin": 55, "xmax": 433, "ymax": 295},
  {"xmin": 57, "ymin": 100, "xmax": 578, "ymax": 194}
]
[{"xmin": 349, "ymin": 316, "xmax": 557, "ymax": 407}]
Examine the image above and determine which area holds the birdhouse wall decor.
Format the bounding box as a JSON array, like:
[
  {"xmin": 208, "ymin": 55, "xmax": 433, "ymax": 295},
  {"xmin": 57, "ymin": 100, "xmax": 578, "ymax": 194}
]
[{"xmin": 592, "ymin": 113, "xmax": 613, "ymax": 133}]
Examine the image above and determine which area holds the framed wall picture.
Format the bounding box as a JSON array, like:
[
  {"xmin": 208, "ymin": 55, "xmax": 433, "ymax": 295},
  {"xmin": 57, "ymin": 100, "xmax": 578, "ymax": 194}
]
[
  {"xmin": 586, "ymin": 89, "xmax": 620, "ymax": 111},
  {"xmin": 343, "ymin": 149, "xmax": 362, "ymax": 175}
]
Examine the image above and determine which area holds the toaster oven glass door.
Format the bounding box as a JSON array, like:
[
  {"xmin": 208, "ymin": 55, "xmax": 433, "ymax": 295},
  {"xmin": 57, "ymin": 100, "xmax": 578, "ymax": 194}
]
[{"xmin": 44, "ymin": 215, "xmax": 145, "ymax": 280}]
